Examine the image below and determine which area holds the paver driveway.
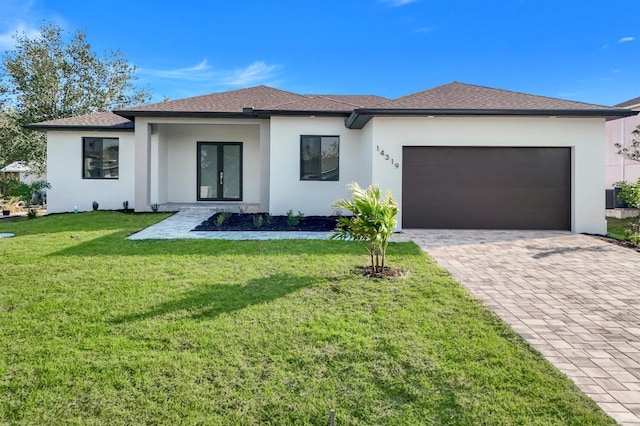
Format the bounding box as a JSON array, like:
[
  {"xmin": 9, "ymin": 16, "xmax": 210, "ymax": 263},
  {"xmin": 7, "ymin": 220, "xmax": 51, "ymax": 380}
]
[{"xmin": 404, "ymin": 230, "xmax": 640, "ymax": 425}]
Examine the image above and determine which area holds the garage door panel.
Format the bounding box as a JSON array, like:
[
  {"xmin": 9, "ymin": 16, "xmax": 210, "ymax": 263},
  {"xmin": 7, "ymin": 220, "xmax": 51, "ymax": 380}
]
[
  {"xmin": 404, "ymin": 165, "xmax": 569, "ymax": 188},
  {"xmin": 402, "ymin": 206, "xmax": 569, "ymax": 230},
  {"xmin": 402, "ymin": 147, "xmax": 571, "ymax": 230},
  {"xmin": 403, "ymin": 146, "xmax": 569, "ymax": 167},
  {"xmin": 409, "ymin": 187, "xmax": 569, "ymax": 210}
]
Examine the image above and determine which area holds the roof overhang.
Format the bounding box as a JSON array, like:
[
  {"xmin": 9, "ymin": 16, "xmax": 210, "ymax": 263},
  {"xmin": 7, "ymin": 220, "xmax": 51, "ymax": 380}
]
[
  {"xmin": 113, "ymin": 110, "xmax": 261, "ymax": 120},
  {"xmin": 345, "ymin": 108, "xmax": 639, "ymax": 129},
  {"xmin": 26, "ymin": 124, "xmax": 134, "ymax": 132},
  {"xmin": 113, "ymin": 108, "xmax": 352, "ymax": 121}
]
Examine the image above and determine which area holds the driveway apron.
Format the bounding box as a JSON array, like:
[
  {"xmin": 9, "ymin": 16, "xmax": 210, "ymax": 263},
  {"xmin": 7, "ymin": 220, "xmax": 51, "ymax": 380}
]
[{"xmin": 405, "ymin": 230, "xmax": 640, "ymax": 425}]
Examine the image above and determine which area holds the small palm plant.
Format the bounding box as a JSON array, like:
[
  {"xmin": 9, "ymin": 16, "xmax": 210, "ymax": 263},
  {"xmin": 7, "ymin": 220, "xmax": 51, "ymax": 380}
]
[{"xmin": 330, "ymin": 183, "xmax": 398, "ymax": 273}]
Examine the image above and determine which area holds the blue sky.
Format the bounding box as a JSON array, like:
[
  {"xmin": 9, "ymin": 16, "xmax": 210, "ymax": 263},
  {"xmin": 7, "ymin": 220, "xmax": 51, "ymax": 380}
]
[{"xmin": 1, "ymin": 0, "xmax": 638, "ymax": 106}]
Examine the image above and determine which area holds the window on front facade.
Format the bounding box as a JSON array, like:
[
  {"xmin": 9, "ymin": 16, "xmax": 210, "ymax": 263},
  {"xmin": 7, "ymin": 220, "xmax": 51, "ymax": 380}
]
[
  {"xmin": 83, "ymin": 137, "xmax": 119, "ymax": 179},
  {"xmin": 300, "ymin": 135, "xmax": 339, "ymax": 181}
]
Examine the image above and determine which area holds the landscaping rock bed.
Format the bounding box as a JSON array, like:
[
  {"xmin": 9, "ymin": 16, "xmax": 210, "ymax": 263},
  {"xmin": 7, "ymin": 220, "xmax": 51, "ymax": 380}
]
[{"xmin": 193, "ymin": 213, "xmax": 340, "ymax": 232}]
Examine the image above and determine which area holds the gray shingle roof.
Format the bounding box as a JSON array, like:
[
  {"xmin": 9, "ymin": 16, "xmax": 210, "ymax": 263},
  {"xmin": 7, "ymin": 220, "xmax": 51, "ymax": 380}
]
[
  {"xmin": 119, "ymin": 85, "xmax": 305, "ymax": 114},
  {"xmin": 304, "ymin": 94, "xmax": 389, "ymax": 108},
  {"xmin": 31, "ymin": 82, "xmax": 634, "ymax": 130},
  {"xmin": 372, "ymin": 82, "xmax": 613, "ymax": 110},
  {"xmin": 116, "ymin": 86, "xmax": 390, "ymax": 115},
  {"xmin": 31, "ymin": 111, "xmax": 133, "ymax": 129},
  {"xmin": 615, "ymin": 96, "xmax": 640, "ymax": 109}
]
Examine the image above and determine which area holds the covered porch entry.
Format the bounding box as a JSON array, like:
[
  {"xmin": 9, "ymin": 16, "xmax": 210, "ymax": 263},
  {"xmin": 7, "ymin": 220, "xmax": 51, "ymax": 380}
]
[{"xmin": 133, "ymin": 117, "xmax": 270, "ymax": 212}]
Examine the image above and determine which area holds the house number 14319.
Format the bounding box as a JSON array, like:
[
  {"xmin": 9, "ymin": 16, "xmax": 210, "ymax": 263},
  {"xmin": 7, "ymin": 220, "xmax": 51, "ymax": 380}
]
[{"xmin": 376, "ymin": 146, "xmax": 399, "ymax": 168}]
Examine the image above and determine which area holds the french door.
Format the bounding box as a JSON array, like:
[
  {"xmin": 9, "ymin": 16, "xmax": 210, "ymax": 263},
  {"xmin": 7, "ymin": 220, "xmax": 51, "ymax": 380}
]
[{"xmin": 197, "ymin": 142, "xmax": 242, "ymax": 201}]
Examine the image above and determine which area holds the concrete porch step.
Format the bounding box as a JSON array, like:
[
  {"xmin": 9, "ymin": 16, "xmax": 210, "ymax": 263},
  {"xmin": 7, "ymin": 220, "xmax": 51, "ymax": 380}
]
[{"xmin": 156, "ymin": 203, "xmax": 261, "ymax": 214}]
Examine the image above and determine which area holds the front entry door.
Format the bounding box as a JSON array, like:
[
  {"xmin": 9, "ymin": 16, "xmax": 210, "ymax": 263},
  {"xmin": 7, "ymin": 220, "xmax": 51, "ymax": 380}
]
[{"xmin": 197, "ymin": 142, "xmax": 242, "ymax": 201}]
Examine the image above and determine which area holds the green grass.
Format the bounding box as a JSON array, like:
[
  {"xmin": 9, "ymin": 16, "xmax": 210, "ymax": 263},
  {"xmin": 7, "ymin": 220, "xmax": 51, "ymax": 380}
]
[
  {"xmin": 607, "ymin": 216, "xmax": 640, "ymax": 242},
  {"xmin": 0, "ymin": 212, "xmax": 613, "ymax": 425}
]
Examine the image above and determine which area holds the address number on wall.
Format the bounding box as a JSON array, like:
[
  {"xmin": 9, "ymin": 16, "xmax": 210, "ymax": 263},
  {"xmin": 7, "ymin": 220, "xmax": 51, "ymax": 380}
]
[{"xmin": 376, "ymin": 146, "xmax": 400, "ymax": 168}]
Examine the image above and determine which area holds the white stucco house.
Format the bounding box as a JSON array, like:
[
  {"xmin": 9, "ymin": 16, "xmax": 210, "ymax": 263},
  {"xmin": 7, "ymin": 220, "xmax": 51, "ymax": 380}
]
[{"xmin": 31, "ymin": 82, "xmax": 636, "ymax": 234}]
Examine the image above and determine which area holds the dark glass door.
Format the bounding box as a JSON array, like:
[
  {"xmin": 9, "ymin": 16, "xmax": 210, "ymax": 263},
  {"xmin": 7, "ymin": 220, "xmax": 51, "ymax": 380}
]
[{"xmin": 197, "ymin": 142, "xmax": 242, "ymax": 201}]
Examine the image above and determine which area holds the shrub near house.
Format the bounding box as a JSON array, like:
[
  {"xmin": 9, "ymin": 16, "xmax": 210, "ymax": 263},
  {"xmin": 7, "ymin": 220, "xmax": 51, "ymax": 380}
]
[
  {"xmin": 331, "ymin": 183, "xmax": 398, "ymax": 275},
  {"xmin": 614, "ymin": 178, "xmax": 640, "ymax": 244}
]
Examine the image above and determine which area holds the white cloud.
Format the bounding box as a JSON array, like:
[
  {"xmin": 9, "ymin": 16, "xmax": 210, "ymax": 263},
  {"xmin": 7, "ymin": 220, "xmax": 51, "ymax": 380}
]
[
  {"xmin": 139, "ymin": 60, "xmax": 214, "ymax": 81},
  {"xmin": 380, "ymin": 0, "xmax": 418, "ymax": 6},
  {"xmin": 138, "ymin": 60, "xmax": 283, "ymax": 90},
  {"xmin": 618, "ymin": 36, "xmax": 634, "ymax": 43},
  {"xmin": 222, "ymin": 61, "xmax": 282, "ymax": 86},
  {"xmin": 0, "ymin": 23, "xmax": 40, "ymax": 51}
]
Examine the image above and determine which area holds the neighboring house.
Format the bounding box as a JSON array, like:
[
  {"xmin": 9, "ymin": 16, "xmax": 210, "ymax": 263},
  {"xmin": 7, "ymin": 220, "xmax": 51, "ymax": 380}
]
[
  {"xmin": 0, "ymin": 161, "xmax": 42, "ymax": 185},
  {"xmin": 605, "ymin": 96, "xmax": 640, "ymax": 187},
  {"xmin": 30, "ymin": 82, "xmax": 636, "ymax": 234}
]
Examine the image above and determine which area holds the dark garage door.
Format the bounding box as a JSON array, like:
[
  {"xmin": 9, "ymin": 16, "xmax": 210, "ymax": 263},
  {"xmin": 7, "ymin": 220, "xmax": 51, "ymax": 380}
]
[{"xmin": 402, "ymin": 147, "xmax": 571, "ymax": 230}]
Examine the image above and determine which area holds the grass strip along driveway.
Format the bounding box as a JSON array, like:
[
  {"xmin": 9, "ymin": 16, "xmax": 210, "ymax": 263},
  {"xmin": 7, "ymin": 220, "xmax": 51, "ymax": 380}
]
[{"xmin": 0, "ymin": 212, "xmax": 613, "ymax": 424}]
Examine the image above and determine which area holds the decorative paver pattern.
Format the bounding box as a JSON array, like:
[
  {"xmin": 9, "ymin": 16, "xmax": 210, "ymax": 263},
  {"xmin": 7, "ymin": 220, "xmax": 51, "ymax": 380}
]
[{"xmin": 405, "ymin": 230, "xmax": 640, "ymax": 425}]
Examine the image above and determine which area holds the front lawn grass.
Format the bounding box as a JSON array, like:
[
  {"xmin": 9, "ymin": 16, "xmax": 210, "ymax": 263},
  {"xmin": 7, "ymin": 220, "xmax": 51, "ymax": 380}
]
[
  {"xmin": 607, "ymin": 216, "xmax": 639, "ymax": 242},
  {"xmin": 0, "ymin": 212, "xmax": 613, "ymax": 424}
]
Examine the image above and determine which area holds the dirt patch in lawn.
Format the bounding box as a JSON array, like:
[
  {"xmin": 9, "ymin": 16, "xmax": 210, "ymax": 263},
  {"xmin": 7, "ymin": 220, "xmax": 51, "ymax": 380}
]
[
  {"xmin": 357, "ymin": 266, "xmax": 406, "ymax": 279},
  {"xmin": 192, "ymin": 213, "xmax": 340, "ymax": 232}
]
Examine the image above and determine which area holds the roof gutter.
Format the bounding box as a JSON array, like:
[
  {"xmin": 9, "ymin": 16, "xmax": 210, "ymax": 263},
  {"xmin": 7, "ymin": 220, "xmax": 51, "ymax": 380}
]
[
  {"xmin": 346, "ymin": 108, "xmax": 639, "ymax": 129},
  {"xmin": 113, "ymin": 110, "xmax": 263, "ymax": 120},
  {"xmin": 113, "ymin": 108, "xmax": 353, "ymax": 121},
  {"xmin": 26, "ymin": 124, "xmax": 134, "ymax": 132}
]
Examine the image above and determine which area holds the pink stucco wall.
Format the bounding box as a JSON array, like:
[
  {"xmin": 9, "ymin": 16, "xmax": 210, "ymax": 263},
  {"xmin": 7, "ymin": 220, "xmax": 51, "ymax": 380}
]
[{"xmin": 605, "ymin": 113, "xmax": 640, "ymax": 187}]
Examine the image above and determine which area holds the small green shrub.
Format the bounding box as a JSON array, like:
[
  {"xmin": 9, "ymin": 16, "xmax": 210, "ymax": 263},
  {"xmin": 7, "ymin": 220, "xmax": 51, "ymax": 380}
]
[
  {"xmin": 122, "ymin": 201, "xmax": 129, "ymax": 211},
  {"xmin": 27, "ymin": 208, "xmax": 37, "ymax": 219},
  {"xmin": 624, "ymin": 223, "xmax": 640, "ymax": 245},
  {"xmin": 613, "ymin": 179, "xmax": 640, "ymax": 245},
  {"xmin": 150, "ymin": 202, "xmax": 159, "ymax": 213},
  {"xmin": 92, "ymin": 201, "xmax": 99, "ymax": 211},
  {"xmin": 216, "ymin": 211, "xmax": 232, "ymax": 227},
  {"xmin": 286, "ymin": 210, "xmax": 303, "ymax": 228},
  {"xmin": 253, "ymin": 214, "xmax": 264, "ymax": 229},
  {"xmin": 331, "ymin": 182, "xmax": 398, "ymax": 273},
  {"xmin": 614, "ymin": 179, "xmax": 640, "ymax": 208}
]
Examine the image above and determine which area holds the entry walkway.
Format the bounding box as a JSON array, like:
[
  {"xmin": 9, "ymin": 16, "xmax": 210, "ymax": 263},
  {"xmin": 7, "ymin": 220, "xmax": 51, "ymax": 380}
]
[
  {"xmin": 405, "ymin": 229, "xmax": 640, "ymax": 425},
  {"xmin": 127, "ymin": 210, "xmax": 331, "ymax": 240}
]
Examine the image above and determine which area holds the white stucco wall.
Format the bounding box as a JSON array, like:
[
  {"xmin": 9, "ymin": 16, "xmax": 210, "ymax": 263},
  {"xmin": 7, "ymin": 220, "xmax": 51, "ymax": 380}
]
[
  {"xmin": 159, "ymin": 123, "xmax": 262, "ymax": 204},
  {"xmin": 269, "ymin": 116, "xmax": 363, "ymax": 216},
  {"xmin": 130, "ymin": 117, "xmax": 268, "ymax": 210},
  {"xmin": 605, "ymin": 115, "xmax": 640, "ymax": 187},
  {"xmin": 45, "ymin": 114, "xmax": 608, "ymax": 234},
  {"xmin": 46, "ymin": 130, "xmax": 135, "ymax": 212},
  {"xmin": 368, "ymin": 116, "xmax": 607, "ymax": 234},
  {"xmin": 359, "ymin": 118, "xmax": 374, "ymax": 185}
]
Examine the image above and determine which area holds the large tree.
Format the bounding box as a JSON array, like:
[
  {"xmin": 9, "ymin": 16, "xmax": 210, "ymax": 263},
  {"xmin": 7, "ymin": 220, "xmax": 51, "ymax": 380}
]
[{"xmin": 0, "ymin": 23, "xmax": 152, "ymax": 172}]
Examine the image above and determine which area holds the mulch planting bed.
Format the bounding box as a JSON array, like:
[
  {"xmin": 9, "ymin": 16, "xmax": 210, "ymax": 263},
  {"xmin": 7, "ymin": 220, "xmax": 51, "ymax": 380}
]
[{"xmin": 193, "ymin": 213, "xmax": 341, "ymax": 232}]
